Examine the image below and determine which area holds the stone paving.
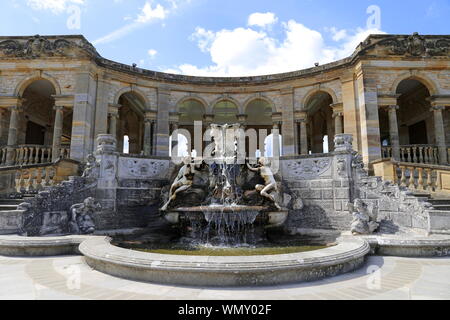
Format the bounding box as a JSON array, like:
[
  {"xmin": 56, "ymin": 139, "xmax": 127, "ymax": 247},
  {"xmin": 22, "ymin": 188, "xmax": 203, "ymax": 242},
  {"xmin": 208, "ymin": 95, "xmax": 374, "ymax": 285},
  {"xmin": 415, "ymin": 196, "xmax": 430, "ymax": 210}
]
[{"xmin": 0, "ymin": 255, "xmax": 449, "ymax": 300}]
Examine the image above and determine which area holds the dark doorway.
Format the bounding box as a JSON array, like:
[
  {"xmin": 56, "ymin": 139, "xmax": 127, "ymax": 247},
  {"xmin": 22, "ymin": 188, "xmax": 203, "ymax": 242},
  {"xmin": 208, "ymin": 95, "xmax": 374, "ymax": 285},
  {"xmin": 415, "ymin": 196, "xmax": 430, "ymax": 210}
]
[
  {"xmin": 25, "ymin": 121, "xmax": 46, "ymax": 145},
  {"xmin": 408, "ymin": 121, "xmax": 428, "ymax": 145}
]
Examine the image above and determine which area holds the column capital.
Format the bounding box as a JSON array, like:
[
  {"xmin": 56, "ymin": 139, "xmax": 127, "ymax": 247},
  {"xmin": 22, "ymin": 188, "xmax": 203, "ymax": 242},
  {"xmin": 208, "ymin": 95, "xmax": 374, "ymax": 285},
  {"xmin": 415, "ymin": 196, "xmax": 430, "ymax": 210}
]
[
  {"xmin": 237, "ymin": 114, "xmax": 248, "ymax": 123},
  {"xmin": 54, "ymin": 105, "xmax": 65, "ymax": 112},
  {"xmin": 430, "ymin": 105, "xmax": 446, "ymax": 112},
  {"xmin": 378, "ymin": 94, "xmax": 401, "ymax": 107},
  {"xmin": 0, "ymin": 96, "xmax": 23, "ymax": 108},
  {"xmin": 108, "ymin": 103, "xmax": 121, "ymax": 116},
  {"xmin": 294, "ymin": 111, "xmax": 308, "ymax": 123},
  {"xmin": 52, "ymin": 95, "xmax": 74, "ymax": 108},
  {"xmin": 168, "ymin": 111, "xmax": 179, "ymax": 123},
  {"xmin": 427, "ymin": 95, "xmax": 450, "ymax": 107},
  {"xmin": 203, "ymin": 114, "xmax": 215, "ymax": 123},
  {"xmin": 384, "ymin": 105, "xmax": 399, "ymax": 112}
]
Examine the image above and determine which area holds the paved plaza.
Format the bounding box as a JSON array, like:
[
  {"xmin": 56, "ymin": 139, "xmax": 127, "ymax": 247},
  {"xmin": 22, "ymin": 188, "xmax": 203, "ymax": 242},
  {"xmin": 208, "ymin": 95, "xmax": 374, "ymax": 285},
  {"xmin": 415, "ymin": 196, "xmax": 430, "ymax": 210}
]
[{"xmin": 0, "ymin": 255, "xmax": 448, "ymax": 300}]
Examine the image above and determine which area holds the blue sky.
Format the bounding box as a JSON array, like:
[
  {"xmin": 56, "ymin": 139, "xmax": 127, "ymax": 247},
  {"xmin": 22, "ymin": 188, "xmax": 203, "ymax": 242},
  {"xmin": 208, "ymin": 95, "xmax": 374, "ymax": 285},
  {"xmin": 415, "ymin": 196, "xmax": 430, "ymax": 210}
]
[{"xmin": 1, "ymin": 0, "xmax": 449, "ymax": 76}]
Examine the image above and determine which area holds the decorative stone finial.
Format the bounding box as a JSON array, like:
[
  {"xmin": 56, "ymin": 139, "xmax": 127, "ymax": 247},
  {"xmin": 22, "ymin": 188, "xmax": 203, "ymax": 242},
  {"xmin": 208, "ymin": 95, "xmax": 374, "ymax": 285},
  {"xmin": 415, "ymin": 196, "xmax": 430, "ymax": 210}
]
[{"xmin": 334, "ymin": 134, "xmax": 353, "ymax": 152}]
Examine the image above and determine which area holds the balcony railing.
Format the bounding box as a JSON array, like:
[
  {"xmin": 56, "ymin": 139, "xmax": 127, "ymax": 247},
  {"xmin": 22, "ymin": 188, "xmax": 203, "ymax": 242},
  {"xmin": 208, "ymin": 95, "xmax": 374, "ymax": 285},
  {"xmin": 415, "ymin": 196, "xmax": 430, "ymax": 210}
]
[
  {"xmin": 393, "ymin": 162, "xmax": 450, "ymax": 194},
  {"xmin": 0, "ymin": 145, "xmax": 70, "ymax": 166},
  {"xmin": 382, "ymin": 144, "xmax": 444, "ymax": 165}
]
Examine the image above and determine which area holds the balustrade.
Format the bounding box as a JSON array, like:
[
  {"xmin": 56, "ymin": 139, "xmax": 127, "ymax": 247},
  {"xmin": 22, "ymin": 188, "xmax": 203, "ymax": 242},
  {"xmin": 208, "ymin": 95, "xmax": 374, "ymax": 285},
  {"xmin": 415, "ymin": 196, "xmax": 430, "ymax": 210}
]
[
  {"xmin": 0, "ymin": 145, "xmax": 70, "ymax": 166},
  {"xmin": 14, "ymin": 166, "xmax": 57, "ymax": 194},
  {"xmin": 393, "ymin": 162, "xmax": 450, "ymax": 193},
  {"xmin": 382, "ymin": 144, "xmax": 441, "ymax": 164}
]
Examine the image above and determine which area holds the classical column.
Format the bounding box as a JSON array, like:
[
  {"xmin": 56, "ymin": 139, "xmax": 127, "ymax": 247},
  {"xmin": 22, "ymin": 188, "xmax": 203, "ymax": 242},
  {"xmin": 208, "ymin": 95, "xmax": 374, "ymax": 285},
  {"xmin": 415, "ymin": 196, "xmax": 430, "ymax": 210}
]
[
  {"xmin": 0, "ymin": 108, "xmax": 6, "ymax": 146},
  {"xmin": 108, "ymin": 104, "xmax": 120, "ymax": 139},
  {"xmin": 170, "ymin": 122, "xmax": 179, "ymax": 157},
  {"xmin": 144, "ymin": 110, "xmax": 158, "ymax": 156},
  {"xmin": 299, "ymin": 118, "xmax": 308, "ymax": 155},
  {"xmin": 294, "ymin": 111, "xmax": 308, "ymax": 155},
  {"xmin": 272, "ymin": 122, "xmax": 281, "ymax": 158},
  {"xmin": 386, "ymin": 105, "xmax": 400, "ymax": 160},
  {"xmin": 52, "ymin": 106, "xmax": 65, "ymax": 162},
  {"xmin": 431, "ymin": 105, "xmax": 448, "ymax": 164},
  {"xmin": 6, "ymin": 105, "xmax": 22, "ymax": 165},
  {"xmin": 331, "ymin": 103, "xmax": 344, "ymax": 135}
]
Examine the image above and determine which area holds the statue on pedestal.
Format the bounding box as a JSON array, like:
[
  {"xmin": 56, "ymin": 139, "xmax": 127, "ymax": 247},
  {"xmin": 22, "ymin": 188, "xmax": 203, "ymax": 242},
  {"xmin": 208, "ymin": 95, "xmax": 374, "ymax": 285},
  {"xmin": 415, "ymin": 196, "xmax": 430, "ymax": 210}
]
[
  {"xmin": 348, "ymin": 199, "xmax": 379, "ymax": 235},
  {"xmin": 69, "ymin": 197, "xmax": 101, "ymax": 234},
  {"xmin": 247, "ymin": 157, "xmax": 281, "ymax": 210}
]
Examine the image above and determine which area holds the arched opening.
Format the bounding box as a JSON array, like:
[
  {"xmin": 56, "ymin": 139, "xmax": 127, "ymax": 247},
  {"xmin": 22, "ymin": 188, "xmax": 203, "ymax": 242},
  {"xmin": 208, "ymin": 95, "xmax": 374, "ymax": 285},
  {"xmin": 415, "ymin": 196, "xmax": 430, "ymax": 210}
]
[
  {"xmin": 245, "ymin": 99, "xmax": 273, "ymax": 157},
  {"xmin": 177, "ymin": 99, "xmax": 206, "ymax": 155},
  {"xmin": 212, "ymin": 100, "xmax": 238, "ymax": 125},
  {"xmin": 379, "ymin": 78, "xmax": 441, "ymax": 163},
  {"xmin": 117, "ymin": 92, "xmax": 145, "ymax": 155},
  {"xmin": 396, "ymin": 79, "xmax": 432, "ymax": 145},
  {"xmin": 305, "ymin": 91, "xmax": 334, "ymax": 153},
  {"xmin": 19, "ymin": 79, "xmax": 73, "ymax": 159}
]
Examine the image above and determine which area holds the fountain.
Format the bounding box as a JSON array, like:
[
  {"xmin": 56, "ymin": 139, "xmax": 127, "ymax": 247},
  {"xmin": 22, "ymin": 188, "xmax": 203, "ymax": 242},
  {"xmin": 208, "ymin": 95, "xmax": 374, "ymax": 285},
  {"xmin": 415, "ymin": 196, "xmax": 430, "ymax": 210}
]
[{"xmin": 160, "ymin": 124, "xmax": 288, "ymax": 245}]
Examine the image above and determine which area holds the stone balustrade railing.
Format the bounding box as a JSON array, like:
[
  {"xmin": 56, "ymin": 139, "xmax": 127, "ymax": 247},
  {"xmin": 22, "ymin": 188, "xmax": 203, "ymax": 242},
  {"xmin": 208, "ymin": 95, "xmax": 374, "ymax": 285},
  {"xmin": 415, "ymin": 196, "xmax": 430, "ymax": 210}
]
[
  {"xmin": 374, "ymin": 160, "xmax": 450, "ymax": 195},
  {"xmin": 14, "ymin": 165, "xmax": 57, "ymax": 194},
  {"xmin": 382, "ymin": 144, "xmax": 442, "ymax": 164},
  {"xmin": 0, "ymin": 145, "xmax": 70, "ymax": 166}
]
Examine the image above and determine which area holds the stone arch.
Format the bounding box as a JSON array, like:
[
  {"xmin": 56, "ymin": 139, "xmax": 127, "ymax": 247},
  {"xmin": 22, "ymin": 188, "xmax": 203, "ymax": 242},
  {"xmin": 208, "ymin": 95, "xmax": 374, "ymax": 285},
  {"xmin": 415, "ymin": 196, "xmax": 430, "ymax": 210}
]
[
  {"xmin": 210, "ymin": 96, "xmax": 241, "ymax": 114},
  {"xmin": 301, "ymin": 87, "xmax": 338, "ymax": 110},
  {"xmin": 243, "ymin": 95, "xmax": 276, "ymax": 113},
  {"xmin": 390, "ymin": 72, "xmax": 439, "ymax": 96},
  {"xmin": 175, "ymin": 95, "xmax": 208, "ymax": 112},
  {"xmin": 113, "ymin": 87, "xmax": 151, "ymax": 108},
  {"xmin": 14, "ymin": 73, "xmax": 62, "ymax": 97}
]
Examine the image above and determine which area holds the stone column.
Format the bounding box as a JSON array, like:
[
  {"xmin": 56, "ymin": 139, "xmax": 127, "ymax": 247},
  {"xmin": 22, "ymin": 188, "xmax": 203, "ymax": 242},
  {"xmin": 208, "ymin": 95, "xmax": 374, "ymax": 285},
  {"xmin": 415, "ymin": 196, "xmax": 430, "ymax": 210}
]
[
  {"xmin": 108, "ymin": 104, "xmax": 120, "ymax": 139},
  {"xmin": 386, "ymin": 105, "xmax": 400, "ymax": 160},
  {"xmin": 272, "ymin": 122, "xmax": 281, "ymax": 158},
  {"xmin": 170, "ymin": 122, "xmax": 179, "ymax": 157},
  {"xmin": 331, "ymin": 103, "xmax": 344, "ymax": 135},
  {"xmin": 280, "ymin": 88, "xmax": 296, "ymax": 156},
  {"xmin": 155, "ymin": 88, "xmax": 171, "ymax": 157},
  {"xmin": 52, "ymin": 106, "xmax": 65, "ymax": 162},
  {"xmin": 0, "ymin": 108, "xmax": 6, "ymax": 146},
  {"xmin": 6, "ymin": 105, "xmax": 22, "ymax": 165},
  {"xmin": 144, "ymin": 110, "xmax": 157, "ymax": 156},
  {"xmin": 299, "ymin": 118, "xmax": 308, "ymax": 155},
  {"xmin": 431, "ymin": 106, "xmax": 448, "ymax": 164}
]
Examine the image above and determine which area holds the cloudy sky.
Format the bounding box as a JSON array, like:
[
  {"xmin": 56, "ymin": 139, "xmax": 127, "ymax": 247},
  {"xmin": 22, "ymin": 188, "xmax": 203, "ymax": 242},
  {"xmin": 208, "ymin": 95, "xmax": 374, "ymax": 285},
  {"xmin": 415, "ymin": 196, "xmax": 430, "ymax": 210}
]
[{"xmin": 1, "ymin": 0, "xmax": 449, "ymax": 76}]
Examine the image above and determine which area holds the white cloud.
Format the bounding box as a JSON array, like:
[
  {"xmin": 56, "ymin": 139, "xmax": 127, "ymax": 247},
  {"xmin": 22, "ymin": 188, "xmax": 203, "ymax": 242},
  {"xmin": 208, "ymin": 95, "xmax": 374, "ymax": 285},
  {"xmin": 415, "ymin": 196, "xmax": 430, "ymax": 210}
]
[
  {"xmin": 94, "ymin": 0, "xmax": 185, "ymax": 45},
  {"xmin": 136, "ymin": 2, "xmax": 167, "ymax": 23},
  {"xmin": 165, "ymin": 13, "xmax": 385, "ymax": 77},
  {"xmin": 247, "ymin": 12, "xmax": 278, "ymax": 28},
  {"xmin": 148, "ymin": 49, "xmax": 158, "ymax": 58},
  {"xmin": 26, "ymin": 0, "xmax": 85, "ymax": 14}
]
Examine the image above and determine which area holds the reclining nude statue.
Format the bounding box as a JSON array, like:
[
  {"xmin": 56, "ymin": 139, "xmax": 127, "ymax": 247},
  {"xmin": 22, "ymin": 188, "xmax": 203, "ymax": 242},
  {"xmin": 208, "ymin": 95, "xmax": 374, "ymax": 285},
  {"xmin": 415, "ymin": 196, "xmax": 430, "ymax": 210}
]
[
  {"xmin": 69, "ymin": 197, "xmax": 101, "ymax": 235},
  {"xmin": 247, "ymin": 157, "xmax": 281, "ymax": 210},
  {"xmin": 161, "ymin": 157, "xmax": 199, "ymax": 211},
  {"xmin": 348, "ymin": 199, "xmax": 379, "ymax": 235}
]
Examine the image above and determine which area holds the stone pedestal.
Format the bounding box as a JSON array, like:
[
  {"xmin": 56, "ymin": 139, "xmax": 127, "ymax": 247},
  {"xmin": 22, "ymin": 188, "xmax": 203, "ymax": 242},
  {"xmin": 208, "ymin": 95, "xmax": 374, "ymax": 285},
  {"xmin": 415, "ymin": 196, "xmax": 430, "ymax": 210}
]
[{"xmin": 94, "ymin": 134, "xmax": 119, "ymax": 228}]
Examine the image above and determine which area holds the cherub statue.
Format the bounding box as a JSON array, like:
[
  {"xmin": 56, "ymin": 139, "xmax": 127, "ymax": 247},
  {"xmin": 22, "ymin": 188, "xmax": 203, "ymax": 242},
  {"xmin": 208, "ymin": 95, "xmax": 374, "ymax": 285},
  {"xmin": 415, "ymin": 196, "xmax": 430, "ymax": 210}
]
[
  {"xmin": 348, "ymin": 199, "xmax": 379, "ymax": 235},
  {"xmin": 246, "ymin": 157, "xmax": 281, "ymax": 210},
  {"xmin": 69, "ymin": 197, "xmax": 101, "ymax": 235},
  {"xmin": 161, "ymin": 157, "xmax": 198, "ymax": 211},
  {"xmin": 82, "ymin": 154, "xmax": 100, "ymax": 178}
]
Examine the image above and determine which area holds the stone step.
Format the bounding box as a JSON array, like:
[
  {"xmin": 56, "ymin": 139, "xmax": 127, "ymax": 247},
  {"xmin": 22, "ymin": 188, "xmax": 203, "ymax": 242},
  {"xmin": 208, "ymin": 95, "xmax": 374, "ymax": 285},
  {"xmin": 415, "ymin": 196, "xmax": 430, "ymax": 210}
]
[
  {"xmin": 0, "ymin": 205, "xmax": 19, "ymax": 211},
  {"xmin": 430, "ymin": 205, "xmax": 450, "ymax": 210}
]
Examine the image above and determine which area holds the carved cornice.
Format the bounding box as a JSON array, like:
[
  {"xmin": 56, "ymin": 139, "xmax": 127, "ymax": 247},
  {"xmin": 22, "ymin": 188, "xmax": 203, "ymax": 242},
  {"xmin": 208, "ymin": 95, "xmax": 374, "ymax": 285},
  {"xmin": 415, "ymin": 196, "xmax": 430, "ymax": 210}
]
[{"xmin": 0, "ymin": 35, "xmax": 99, "ymax": 60}]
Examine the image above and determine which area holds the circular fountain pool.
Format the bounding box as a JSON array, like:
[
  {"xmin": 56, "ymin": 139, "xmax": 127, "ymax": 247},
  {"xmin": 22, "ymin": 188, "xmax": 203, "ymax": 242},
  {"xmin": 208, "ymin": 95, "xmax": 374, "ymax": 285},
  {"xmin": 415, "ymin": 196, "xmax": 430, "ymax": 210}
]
[{"xmin": 114, "ymin": 241, "xmax": 330, "ymax": 256}]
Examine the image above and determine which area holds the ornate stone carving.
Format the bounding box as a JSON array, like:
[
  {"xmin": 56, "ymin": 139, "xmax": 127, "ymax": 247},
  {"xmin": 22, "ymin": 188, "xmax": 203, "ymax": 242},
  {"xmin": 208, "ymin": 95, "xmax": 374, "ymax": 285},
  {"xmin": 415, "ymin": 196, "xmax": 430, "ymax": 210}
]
[
  {"xmin": 348, "ymin": 199, "xmax": 379, "ymax": 235},
  {"xmin": 0, "ymin": 35, "xmax": 99, "ymax": 59},
  {"xmin": 284, "ymin": 158, "xmax": 332, "ymax": 180},
  {"xmin": 376, "ymin": 33, "xmax": 449, "ymax": 57},
  {"xmin": 69, "ymin": 197, "xmax": 101, "ymax": 235},
  {"xmin": 118, "ymin": 158, "xmax": 169, "ymax": 180},
  {"xmin": 334, "ymin": 134, "xmax": 353, "ymax": 152},
  {"xmin": 82, "ymin": 154, "xmax": 100, "ymax": 179}
]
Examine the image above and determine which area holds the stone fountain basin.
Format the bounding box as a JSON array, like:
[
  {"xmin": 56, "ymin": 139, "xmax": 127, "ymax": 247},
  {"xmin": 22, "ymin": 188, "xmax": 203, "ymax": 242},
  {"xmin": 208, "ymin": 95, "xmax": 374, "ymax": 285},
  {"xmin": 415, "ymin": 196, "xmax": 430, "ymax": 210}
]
[
  {"xmin": 79, "ymin": 236, "xmax": 370, "ymax": 287},
  {"xmin": 164, "ymin": 205, "xmax": 288, "ymax": 228}
]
